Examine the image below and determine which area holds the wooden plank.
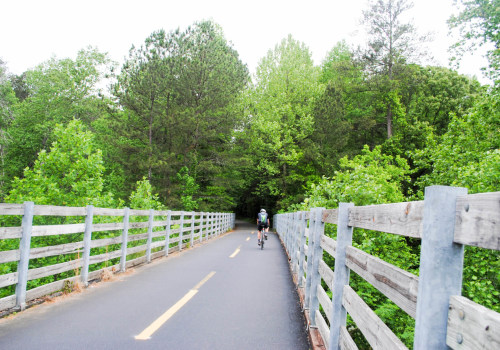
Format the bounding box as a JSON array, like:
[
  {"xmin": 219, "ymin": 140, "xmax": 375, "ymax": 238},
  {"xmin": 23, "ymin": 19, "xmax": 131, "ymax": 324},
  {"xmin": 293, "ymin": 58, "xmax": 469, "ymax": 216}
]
[
  {"xmin": 321, "ymin": 235, "xmax": 337, "ymax": 258},
  {"xmin": 26, "ymin": 275, "xmax": 79, "ymax": 301},
  {"xmin": 345, "ymin": 246, "xmax": 418, "ymax": 318},
  {"xmin": 150, "ymin": 241, "xmax": 165, "ymax": 250},
  {"xmin": 128, "ymin": 222, "xmax": 150, "ymax": 229},
  {"xmin": 93, "ymin": 222, "xmax": 125, "ymax": 232},
  {"xmin": 323, "ymin": 208, "xmax": 339, "ymax": 224},
  {"xmin": 0, "ymin": 226, "xmax": 23, "ymax": 239},
  {"xmin": 319, "ymin": 259, "xmax": 335, "ymax": 289},
  {"xmin": 305, "ymin": 227, "xmax": 309, "ymax": 238},
  {"xmin": 27, "ymin": 259, "xmax": 82, "ymax": 281},
  {"xmin": 34, "ymin": 205, "xmax": 86, "ymax": 216},
  {"xmin": 92, "ymin": 207, "xmax": 126, "ymax": 216},
  {"xmin": 152, "ymin": 220, "xmax": 168, "ymax": 227},
  {"xmin": 31, "ymin": 223, "xmax": 85, "ymax": 236},
  {"xmin": 30, "ymin": 242, "xmax": 83, "ymax": 259},
  {"xmin": 454, "ymin": 192, "xmax": 500, "ymax": 250},
  {"xmin": 129, "ymin": 209, "xmax": 150, "ymax": 216},
  {"xmin": 0, "ymin": 295, "xmax": 16, "ymax": 311},
  {"xmin": 348, "ymin": 201, "xmax": 424, "ymax": 238},
  {"xmin": 315, "ymin": 309, "xmax": 330, "ymax": 349},
  {"xmin": 318, "ymin": 286, "xmax": 332, "ymax": 323},
  {"xmin": 89, "ymin": 250, "xmax": 122, "ymax": 265},
  {"xmin": 342, "ymin": 285, "xmax": 408, "ymax": 350},
  {"xmin": 152, "ymin": 230, "xmax": 167, "ymax": 238},
  {"xmin": 128, "ymin": 233, "xmax": 149, "ymax": 242},
  {"xmin": 0, "ymin": 203, "xmax": 24, "ymax": 215},
  {"xmin": 127, "ymin": 244, "xmax": 148, "ymax": 255},
  {"xmin": 90, "ymin": 236, "xmax": 122, "ymax": 248},
  {"xmin": 0, "ymin": 249, "xmax": 19, "ymax": 264},
  {"xmin": 340, "ymin": 326, "xmax": 359, "ymax": 350},
  {"xmin": 0, "ymin": 272, "xmax": 18, "ymax": 288},
  {"xmin": 447, "ymin": 295, "xmax": 500, "ymax": 350}
]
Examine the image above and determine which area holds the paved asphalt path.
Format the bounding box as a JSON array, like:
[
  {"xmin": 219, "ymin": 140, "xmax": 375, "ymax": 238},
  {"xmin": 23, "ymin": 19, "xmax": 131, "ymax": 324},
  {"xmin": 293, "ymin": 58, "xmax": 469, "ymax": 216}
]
[{"xmin": 0, "ymin": 220, "xmax": 310, "ymax": 349}]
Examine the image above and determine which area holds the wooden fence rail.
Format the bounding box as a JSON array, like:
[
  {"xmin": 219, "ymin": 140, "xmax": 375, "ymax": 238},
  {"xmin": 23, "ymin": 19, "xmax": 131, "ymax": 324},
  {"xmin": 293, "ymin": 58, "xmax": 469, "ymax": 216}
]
[
  {"xmin": 0, "ymin": 204, "xmax": 235, "ymax": 312},
  {"xmin": 274, "ymin": 186, "xmax": 500, "ymax": 350}
]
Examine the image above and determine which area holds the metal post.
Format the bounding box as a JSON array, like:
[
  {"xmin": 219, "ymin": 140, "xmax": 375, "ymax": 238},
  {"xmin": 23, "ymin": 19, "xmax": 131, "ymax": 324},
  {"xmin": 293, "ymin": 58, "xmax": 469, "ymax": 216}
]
[
  {"xmin": 329, "ymin": 202, "xmax": 354, "ymax": 350},
  {"xmin": 413, "ymin": 186, "xmax": 467, "ymax": 349},
  {"xmin": 164, "ymin": 210, "xmax": 171, "ymax": 256},
  {"xmin": 309, "ymin": 207, "xmax": 325, "ymax": 326},
  {"xmin": 16, "ymin": 201, "xmax": 34, "ymax": 310},
  {"xmin": 120, "ymin": 207, "xmax": 130, "ymax": 272}
]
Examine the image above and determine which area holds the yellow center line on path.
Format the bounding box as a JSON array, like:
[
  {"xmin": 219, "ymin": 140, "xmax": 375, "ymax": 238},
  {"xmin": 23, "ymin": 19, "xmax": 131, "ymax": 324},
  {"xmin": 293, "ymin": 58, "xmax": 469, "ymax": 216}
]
[
  {"xmin": 135, "ymin": 271, "xmax": 216, "ymax": 340},
  {"xmin": 229, "ymin": 245, "xmax": 241, "ymax": 258}
]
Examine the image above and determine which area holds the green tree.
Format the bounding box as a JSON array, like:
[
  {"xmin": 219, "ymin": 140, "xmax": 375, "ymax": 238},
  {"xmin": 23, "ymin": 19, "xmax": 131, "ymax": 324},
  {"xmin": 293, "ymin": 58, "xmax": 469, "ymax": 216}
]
[
  {"xmin": 3, "ymin": 48, "xmax": 112, "ymax": 188},
  {"xmin": 112, "ymin": 20, "xmax": 248, "ymax": 207},
  {"xmin": 5, "ymin": 119, "xmax": 114, "ymax": 207},
  {"xmin": 361, "ymin": 0, "xmax": 428, "ymax": 138},
  {"xmin": 449, "ymin": 0, "xmax": 500, "ymax": 85},
  {"xmin": 239, "ymin": 35, "xmax": 322, "ymax": 210},
  {"xmin": 313, "ymin": 42, "xmax": 381, "ymax": 174},
  {"xmin": 413, "ymin": 90, "xmax": 499, "ymax": 312},
  {"xmin": 0, "ymin": 59, "xmax": 18, "ymax": 197}
]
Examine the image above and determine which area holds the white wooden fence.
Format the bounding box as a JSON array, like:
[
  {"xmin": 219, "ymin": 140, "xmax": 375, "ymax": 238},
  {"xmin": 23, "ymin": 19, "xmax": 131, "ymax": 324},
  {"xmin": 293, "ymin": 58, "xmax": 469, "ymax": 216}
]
[
  {"xmin": 275, "ymin": 186, "xmax": 500, "ymax": 350},
  {"xmin": 0, "ymin": 203, "xmax": 235, "ymax": 312}
]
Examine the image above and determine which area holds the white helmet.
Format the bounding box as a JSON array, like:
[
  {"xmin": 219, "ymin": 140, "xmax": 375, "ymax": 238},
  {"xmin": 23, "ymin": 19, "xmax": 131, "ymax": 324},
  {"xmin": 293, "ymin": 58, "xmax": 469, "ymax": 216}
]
[{"xmin": 260, "ymin": 209, "xmax": 266, "ymax": 213}]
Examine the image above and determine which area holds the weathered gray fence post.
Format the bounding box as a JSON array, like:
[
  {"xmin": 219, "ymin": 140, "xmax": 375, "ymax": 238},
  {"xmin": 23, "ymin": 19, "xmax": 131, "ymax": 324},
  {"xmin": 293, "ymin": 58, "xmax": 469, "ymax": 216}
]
[
  {"xmin": 16, "ymin": 201, "xmax": 34, "ymax": 310},
  {"xmin": 309, "ymin": 207, "xmax": 325, "ymax": 326},
  {"xmin": 120, "ymin": 207, "xmax": 130, "ymax": 272},
  {"xmin": 164, "ymin": 210, "xmax": 171, "ymax": 256},
  {"xmin": 199, "ymin": 212, "xmax": 204, "ymax": 243},
  {"xmin": 329, "ymin": 202, "xmax": 354, "ymax": 350},
  {"xmin": 304, "ymin": 208, "xmax": 316, "ymax": 310},
  {"xmin": 298, "ymin": 211, "xmax": 307, "ymax": 288},
  {"xmin": 146, "ymin": 209, "xmax": 154, "ymax": 263},
  {"xmin": 179, "ymin": 212, "xmax": 184, "ymax": 251},
  {"xmin": 190, "ymin": 211, "xmax": 195, "ymax": 247},
  {"xmin": 414, "ymin": 185, "xmax": 467, "ymax": 349},
  {"xmin": 291, "ymin": 212, "xmax": 299, "ymax": 275},
  {"xmin": 81, "ymin": 205, "xmax": 94, "ymax": 287}
]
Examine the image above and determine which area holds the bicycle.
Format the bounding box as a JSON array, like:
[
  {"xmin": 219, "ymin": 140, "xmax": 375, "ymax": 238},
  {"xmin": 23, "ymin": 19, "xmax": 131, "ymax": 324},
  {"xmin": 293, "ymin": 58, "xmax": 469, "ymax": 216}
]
[{"xmin": 258, "ymin": 225, "xmax": 266, "ymax": 250}]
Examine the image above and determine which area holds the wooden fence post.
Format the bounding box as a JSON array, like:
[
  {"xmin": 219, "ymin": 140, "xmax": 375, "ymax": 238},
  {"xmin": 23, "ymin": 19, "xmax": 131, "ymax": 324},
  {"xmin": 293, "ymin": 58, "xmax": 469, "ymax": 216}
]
[
  {"xmin": 120, "ymin": 207, "xmax": 129, "ymax": 272},
  {"xmin": 81, "ymin": 205, "xmax": 94, "ymax": 287},
  {"xmin": 309, "ymin": 207, "xmax": 325, "ymax": 326},
  {"xmin": 291, "ymin": 212, "xmax": 299, "ymax": 275},
  {"xmin": 190, "ymin": 211, "xmax": 195, "ymax": 247},
  {"xmin": 199, "ymin": 212, "xmax": 204, "ymax": 243},
  {"xmin": 414, "ymin": 185, "xmax": 467, "ymax": 349},
  {"xmin": 329, "ymin": 202, "xmax": 354, "ymax": 350},
  {"xmin": 179, "ymin": 212, "xmax": 184, "ymax": 251},
  {"xmin": 16, "ymin": 201, "xmax": 34, "ymax": 310},
  {"xmin": 164, "ymin": 210, "xmax": 171, "ymax": 256},
  {"xmin": 146, "ymin": 209, "xmax": 154, "ymax": 263},
  {"xmin": 304, "ymin": 208, "xmax": 316, "ymax": 310}
]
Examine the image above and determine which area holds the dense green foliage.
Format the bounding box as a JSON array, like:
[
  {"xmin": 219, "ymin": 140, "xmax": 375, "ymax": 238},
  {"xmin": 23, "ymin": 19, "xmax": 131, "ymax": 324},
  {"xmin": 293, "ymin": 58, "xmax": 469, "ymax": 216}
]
[{"xmin": 0, "ymin": 2, "xmax": 498, "ymax": 347}]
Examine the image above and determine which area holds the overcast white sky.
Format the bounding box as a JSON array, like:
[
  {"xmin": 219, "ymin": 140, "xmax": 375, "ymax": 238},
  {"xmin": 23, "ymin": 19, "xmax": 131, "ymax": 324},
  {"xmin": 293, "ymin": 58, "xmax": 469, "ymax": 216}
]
[{"xmin": 0, "ymin": 0, "xmax": 491, "ymax": 84}]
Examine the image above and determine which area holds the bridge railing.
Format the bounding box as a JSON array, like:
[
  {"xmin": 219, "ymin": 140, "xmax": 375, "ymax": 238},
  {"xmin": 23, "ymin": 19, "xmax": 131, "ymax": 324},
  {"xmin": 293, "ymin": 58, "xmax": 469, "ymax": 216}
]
[
  {"xmin": 0, "ymin": 204, "xmax": 235, "ymax": 312},
  {"xmin": 274, "ymin": 186, "xmax": 500, "ymax": 350}
]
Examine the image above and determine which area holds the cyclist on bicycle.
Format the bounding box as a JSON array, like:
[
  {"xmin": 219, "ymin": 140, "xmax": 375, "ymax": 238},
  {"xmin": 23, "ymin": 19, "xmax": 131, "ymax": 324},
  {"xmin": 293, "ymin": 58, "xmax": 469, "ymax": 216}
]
[{"xmin": 257, "ymin": 209, "xmax": 270, "ymax": 246}]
